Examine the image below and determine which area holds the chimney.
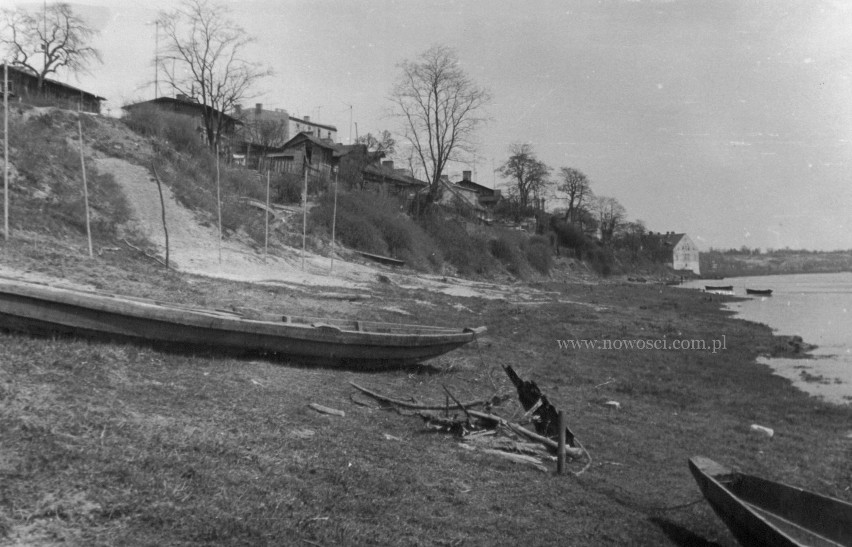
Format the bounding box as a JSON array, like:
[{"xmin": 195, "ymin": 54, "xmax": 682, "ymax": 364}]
[
  {"xmin": 463, "ymin": 170, "xmax": 471, "ymax": 182},
  {"xmin": 304, "ymin": 115, "xmax": 311, "ymax": 123},
  {"xmin": 234, "ymin": 104, "xmax": 242, "ymax": 115},
  {"xmin": 382, "ymin": 160, "xmax": 394, "ymax": 170},
  {"xmin": 255, "ymin": 103, "xmax": 262, "ymax": 115}
]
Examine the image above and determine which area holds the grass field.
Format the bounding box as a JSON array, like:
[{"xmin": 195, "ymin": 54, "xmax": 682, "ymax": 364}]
[{"xmin": 2, "ymin": 236, "xmax": 851, "ymax": 546}]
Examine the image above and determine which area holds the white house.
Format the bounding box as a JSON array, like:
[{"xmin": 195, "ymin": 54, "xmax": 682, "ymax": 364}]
[{"xmin": 662, "ymin": 232, "xmax": 700, "ymax": 275}]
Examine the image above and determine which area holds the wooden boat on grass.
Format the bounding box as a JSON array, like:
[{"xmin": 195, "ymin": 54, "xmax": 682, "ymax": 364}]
[
  {"xmin": 705, "ymin": 285, "xmax": 734, "ymax": 292},
  {"xmin": 689, "ymin": 456, "xmax": 852, "ymax": 547},
  {"xmin": 746, "ymin": 288, "xmax": 773, "ymax": 296},
  {"xmin": 0, "ymin": 277, "xmax": 484, "ymax": 367}
]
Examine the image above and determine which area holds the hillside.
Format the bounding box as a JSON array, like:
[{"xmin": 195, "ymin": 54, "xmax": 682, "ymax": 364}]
[{"xmin": 0, "ymin": 104, "xmax": 578, "ymax": 297}]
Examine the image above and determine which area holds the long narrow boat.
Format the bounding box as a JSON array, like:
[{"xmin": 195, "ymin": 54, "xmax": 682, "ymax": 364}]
[
  {"xmin": 689, "ymin": 456, "xmax": 852, "ymax": 547},
  {"xmin": 705, "ymin": 285, "xmax": 734, "ymax": 292},
  {"xmin": 746, "ymin": 288, "xmax": 773, "ymax": 296},
  {"xmin": 0, "ymin": 277, "xmax": 484, "ymax": 367}
]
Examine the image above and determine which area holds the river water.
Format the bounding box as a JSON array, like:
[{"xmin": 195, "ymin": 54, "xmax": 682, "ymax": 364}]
[{"xmin": 682, "ymin": 272, "xmax": 852, "ymax": 405}]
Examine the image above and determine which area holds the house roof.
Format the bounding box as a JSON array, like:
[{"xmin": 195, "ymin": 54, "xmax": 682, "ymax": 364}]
[
  {"xmin": 1, "ymin": 63, "xmax": 105, "ymax": 101},
  {"xmin": 440, "ymin": 179, "xmax": 487, "ymax": 212},
  {"xmin": 362, "ymin": 162, "xmax": 427, "ymax": 188},
  {"xmin": 279, "ymin": 131, "xmax": 337, "ymax": 152},
  {"xmin": 455, "ymin": 178, "xmax": 498, "ymax": 195},
  {"xmin": 122, "ymin": 96, "xmax": 241, "ymax": 125},
  {"xmin": 651, "ymin": 232, "xmax": 687, "ymax": 247}
]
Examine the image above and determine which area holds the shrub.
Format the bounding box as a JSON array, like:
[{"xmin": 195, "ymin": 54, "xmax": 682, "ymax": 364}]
[
  {"xmin": 524, "ymin": 235, "xmax": 552, "ymax": 275},
  {"xmin": 419, "ymin": 211, "xmax": 495, "ymax": 276}
]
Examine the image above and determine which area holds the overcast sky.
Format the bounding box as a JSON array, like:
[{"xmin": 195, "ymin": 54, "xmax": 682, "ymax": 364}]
[{"xmin": 11, "ymin": 0, "xmax": 852, "ymax": 251}]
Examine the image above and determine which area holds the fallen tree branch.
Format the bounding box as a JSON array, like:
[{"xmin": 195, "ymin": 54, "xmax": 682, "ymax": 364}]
[
  {"xmin": 459, "ymin": 444, "xmax": 548, "ymax": 473},
  {"xmin": 466, "ymin": 409, "xmax": 585, "ymax": 460},
  {"xmin": 349, "ymin": 381, "xmax": 507, "ymax": 411},
  {"xmin": 122, "ymin": 238, "xmax": 168, "ymax": 268}
]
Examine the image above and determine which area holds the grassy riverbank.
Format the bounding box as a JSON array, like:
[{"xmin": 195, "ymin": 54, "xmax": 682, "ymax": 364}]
[{"xmin": 1, "ymin": 240, "xmax": 851, "ymax": 546}]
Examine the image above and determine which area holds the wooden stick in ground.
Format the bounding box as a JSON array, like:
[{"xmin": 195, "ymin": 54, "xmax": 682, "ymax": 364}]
[
  {"xmin": 3, "ymin": 62, "xmax": 8, "ymax": 241},
  {"xmin": 330, "ymin": 169, "xmax": 338, "ymax": 272},
  {"xmin": 557, "ymin": 410, "xmax": 566, "ymax": 475},
  {"xmin": 150, "ymin": 162, "xmax": 170, "ymax": 268},
  {"xmin": 77, "ymin": 110, "xmax": 92, "ymax": 258},
  {"xmin": 349, "ymin": 381, "xmax": 503, "ymax": 411},
  {"xmin": 301, "ymin": 164, "xmax": 307, "ymax": 270},
  {"xmin": 264, "ymin": 170, "xmax": 270, "ymax": 263}
]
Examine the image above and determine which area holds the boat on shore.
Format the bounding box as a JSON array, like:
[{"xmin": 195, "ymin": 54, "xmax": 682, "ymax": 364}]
[
  {"xmin": 746, "ymin": 288, "xmax": 773, "ymax": 296},
  {"xmin": 0, "ymin": 277, "xmax": 483, "ymax": 367},
  {"xmin": 689, "ymin": 456, "xmax": 852, "ymax": 547},
  {"xmin": 705, "ymin": 285, "xmax": 734, "ymax": 293}
]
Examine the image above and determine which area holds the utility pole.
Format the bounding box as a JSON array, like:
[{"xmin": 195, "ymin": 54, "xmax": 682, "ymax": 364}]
[{"xmin": 342, "ymin": 102, "xmax": 352, "ymax": 144}]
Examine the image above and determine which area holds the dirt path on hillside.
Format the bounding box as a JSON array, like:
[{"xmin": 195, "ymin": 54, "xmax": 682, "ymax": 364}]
[{"xmin": 93, "ymin": 155, "xmax": 548, "ymax": 301}]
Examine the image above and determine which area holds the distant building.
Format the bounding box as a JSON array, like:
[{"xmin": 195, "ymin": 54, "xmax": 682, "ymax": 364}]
[
  {"xmin": 288, "ymin": 114, "xmax": 337, "ymax": 142},
  {"xmin": 122, "ymin": 95, "xmax": 242, "ymax": 149},
  {"xmin": 658, "ymin": 232, "xmax": 700, "ymax": 275},
  {"xmin": 1, "ymin": 63, "xmax": 105, "ymax": 114}
]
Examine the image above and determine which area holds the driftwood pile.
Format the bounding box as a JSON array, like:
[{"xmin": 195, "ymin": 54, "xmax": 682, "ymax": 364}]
[{"xmin": 350, "ymin": 365, "xmax": 590, "ymax": 475}]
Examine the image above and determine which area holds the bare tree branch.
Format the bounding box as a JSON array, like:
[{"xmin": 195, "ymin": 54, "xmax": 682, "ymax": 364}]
[
  {"xmin": 390, "ymin": 45, "xmax": 490, "ymax": 208},
  {"xmin": 157, "ymin": 0, "xmax": 270, "ymax": 150},
  {"xmin": 0, "ymin": 3, "xmax": 102, "ymax": 90}
]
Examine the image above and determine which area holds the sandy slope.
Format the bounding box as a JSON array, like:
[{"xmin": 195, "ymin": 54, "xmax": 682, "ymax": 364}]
[{"xmin": 93, "ymin": 154, "xmax": 540, "ymax": 300}]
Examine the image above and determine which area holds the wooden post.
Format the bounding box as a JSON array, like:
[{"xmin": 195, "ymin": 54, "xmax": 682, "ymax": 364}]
[
  {"xmin": 556, "ymin": 411, "xmax": 566, "ymax": 475},
  {"xmin": 216, "ymin": 142, "xmax": 222, "ymax": 264},
  {"xmin": 3, "ymin": 62, "xmax": 8, "ymax": 242},
  {"xmin": 301, "ymin": 164, "xmax": 307, "ymax": 270},
  {"xmin": 150, "ymin": 162, "xmax": 169, "ymax": 268},
  {"xmin": 330, "ymin": 169, "xmax": 338, "ymax": 272},
  {"xmin": 264, "ymin": 169, "xmax": 270, "ymax": 264},
  {"xmin": 77, "ymin": 110, "xmax": 93, "ymax": 258}
]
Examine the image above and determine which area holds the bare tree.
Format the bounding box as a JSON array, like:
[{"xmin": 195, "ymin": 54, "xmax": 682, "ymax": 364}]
[
  {"xmin": 355, "ymin": 130, "xmax": 396, "ymax": 157},
  {"xmin": 557, "ymin": 167, "xmax": 593, "ymax": 224},
  {"xmin": 157, "ymin": 0, "xmax": 270, "ymax": 150},
  {"xmin": 0, "ymin": 3, "xmax": 102, "ymax": 91},
  {"xmin": 390, "ymin": 45, "xmax": 490, "ymax": 207},
  {"xmin": 591, "ymin": 195, "xmax": 627, "ymax": 243},
  {"xmin": 498, "ymin": 143, "xmax": 551, "ymax": 209}
]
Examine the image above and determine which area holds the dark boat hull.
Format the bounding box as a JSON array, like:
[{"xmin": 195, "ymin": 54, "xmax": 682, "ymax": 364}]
[
  {"xmin": 689, "ymin": 456, "xmax": 852, "ymax": 547},
  {"xmin": 0, "ymin": 277, "xmax": 482, "ymax": 366},
  {"xmin": 746, "ymin": 289, "xmax": 773, "ymax": 296}
]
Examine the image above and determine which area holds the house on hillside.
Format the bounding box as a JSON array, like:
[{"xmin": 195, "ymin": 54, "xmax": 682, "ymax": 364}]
[
  {"xmin": 122, "ymin": 95, "xmax": 242, "ymax": 150},
  {"xmin": 266, "ymin": 132, "xmax": 337, "ymax": 181},
  {"xmin": 654, "ymin": 232, "xmax": 700, "ymax": 275},
  {"xmin": 456, "ymin": 171, "xmax": 502, "ymax": 210},
  {"xmin": 438, "ymin": 175, "xmax": 490, "ymax": 223},
  {"xmin": 438, "ymin": 171, "xmax": 502, "ymax": 223},
  {"xmin": 1, "ymin": 63, "xmax": 105, "ymax": 114}
]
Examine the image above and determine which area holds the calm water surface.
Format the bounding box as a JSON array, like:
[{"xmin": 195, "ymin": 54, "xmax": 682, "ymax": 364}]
[{"xmin": 683, "ymin": 272, "xmax": 852, "ymax": 405}]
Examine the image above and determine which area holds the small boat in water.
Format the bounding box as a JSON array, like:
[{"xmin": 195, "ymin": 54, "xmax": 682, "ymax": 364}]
[
  {"xmin": 746, "ymin": 288, "xmax": 773, "ymax": 296},
  {"xmin": 0, "ymin": 276, "xmax": 483, "ymax": 367},
  {"xmin": 705, "ymin": 285, "xmax": 734, "ymax": 292},
  {"xmin": 689, "ymin": 456, "xmax": 852, "ymax": 547}
]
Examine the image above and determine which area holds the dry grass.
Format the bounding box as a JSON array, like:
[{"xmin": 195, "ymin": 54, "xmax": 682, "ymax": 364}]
[{"xmin": 1, "ymin": 235, "xmax": 851, "ymax": 545}]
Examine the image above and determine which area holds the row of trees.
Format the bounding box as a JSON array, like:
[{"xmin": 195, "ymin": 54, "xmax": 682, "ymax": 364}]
[{"xmin": 494, "ymin": 142, "xmax": 637, "ymax": 244}]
